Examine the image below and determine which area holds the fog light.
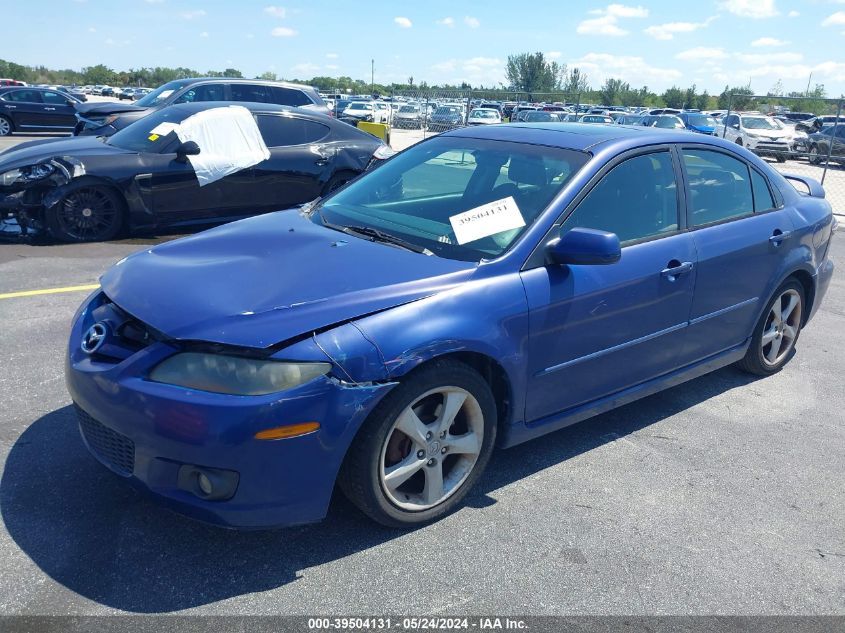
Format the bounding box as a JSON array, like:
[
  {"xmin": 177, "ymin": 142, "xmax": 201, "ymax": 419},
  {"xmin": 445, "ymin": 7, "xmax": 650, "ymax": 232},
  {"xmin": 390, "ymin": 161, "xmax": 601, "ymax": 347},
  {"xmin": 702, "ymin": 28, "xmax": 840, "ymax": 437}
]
[
  {"xmin": 177, "ymin": 465, "xmax": 239, "ymax": 501},
  {"xmin": 197, "ymin": 473, "xmax": 213, "ymax": 496}
]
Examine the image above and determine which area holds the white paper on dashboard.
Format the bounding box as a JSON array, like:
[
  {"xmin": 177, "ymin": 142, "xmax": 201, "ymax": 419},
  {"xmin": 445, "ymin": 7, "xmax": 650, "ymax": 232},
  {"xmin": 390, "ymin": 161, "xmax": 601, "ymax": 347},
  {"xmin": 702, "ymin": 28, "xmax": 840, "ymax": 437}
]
[
  {"xmin": 448, "ymin": 196, "xmax": 526, "ymax": 245},
  {"xmin": 149, "ymin": 122, "xmax": 181, "ymax": 136}
]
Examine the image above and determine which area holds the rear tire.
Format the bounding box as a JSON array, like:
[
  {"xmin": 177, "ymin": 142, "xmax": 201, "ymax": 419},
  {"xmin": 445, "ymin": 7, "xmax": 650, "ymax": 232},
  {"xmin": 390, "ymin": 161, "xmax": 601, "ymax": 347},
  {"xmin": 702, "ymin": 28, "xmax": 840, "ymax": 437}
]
[
  {"xmin": 736, "ymin": 138, "xmax": 743, "ymax": 146},
  {"xmin": 0, "ymin": 115, "xmax": 13, "ymax": 137},
  {"xmin": 339, "ymin": 359, "xmax": 497, "ymax": 528},
  {"xmin": 808, "ymin": 144, "xmax": 821, "ymax": 165},
  {"xmin": 46, "ymin": 185, "xmax": 126, "ymax": 243},
  {"xmin": 736, "ymin": 279, "xmax": 804, "ymax": 376},
  {"xmin": 776, "ymin": 154, "xmax": 787, "ymax": 163}
]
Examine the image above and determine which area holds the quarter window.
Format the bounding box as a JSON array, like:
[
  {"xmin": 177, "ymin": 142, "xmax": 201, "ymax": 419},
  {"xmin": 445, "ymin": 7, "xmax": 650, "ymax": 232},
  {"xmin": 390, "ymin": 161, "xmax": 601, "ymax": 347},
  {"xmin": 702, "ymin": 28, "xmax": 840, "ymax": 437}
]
[
  {"xmin": 563, "ymin": 151, "xmax": 679, "ymax": 244},
  {"xmin": 683, "ymin": 149, "xmax": 754, "ymax": 225},
  {"xmin": 255, "ymin": 115, "xmax": 329, "ymax": 147},
  {"xmin": 269, "ymin": 87, "xmax": 312, "ymax": 107},
  {"xmin": 749, "ymin": 168, "xmax": 775, "ymax": 211},
  {"xmin": 230, "ymin": 84, "xmax": 270, "ymax": 103}
]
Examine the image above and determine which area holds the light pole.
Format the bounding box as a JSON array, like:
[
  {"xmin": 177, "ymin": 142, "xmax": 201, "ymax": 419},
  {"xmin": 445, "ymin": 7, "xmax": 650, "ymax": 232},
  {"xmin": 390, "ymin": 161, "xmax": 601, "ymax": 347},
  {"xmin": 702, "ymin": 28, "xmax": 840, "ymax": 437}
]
[{"xmin": 371, "ymin": 59, "xmax": 374, "ymax": 96}]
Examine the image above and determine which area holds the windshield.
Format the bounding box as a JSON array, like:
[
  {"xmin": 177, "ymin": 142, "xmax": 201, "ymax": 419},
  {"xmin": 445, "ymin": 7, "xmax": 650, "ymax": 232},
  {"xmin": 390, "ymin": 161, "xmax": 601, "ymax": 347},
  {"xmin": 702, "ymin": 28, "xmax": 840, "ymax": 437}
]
[
  {"xmin": 310, "ymin": 137, "xmax": 588, "ymax": 262},
  {"xmin": 134, "ymin": 79, "xmax": 193, "ymax": 107},
  {"xmin": 399, "ymin": 105, "xmax": 418, "ymax": 112},
  {"xmin": 348, "ymin": 103, "xmax": 370, "ymax": 110},
  {"xmin": 107, "ymin": 107, "xmax": 186, "ymax": 152},
  {"xmin": 436, "ymin": 107, "xmax": 460, "ymax": 115},
  {"xmin": 471, "ymin": 110, "xmax": 498, "ymax": 119},
  {"xmin": 685, "ymin": 113, "xmax": 717, "ymax": 127},
  {"xmin": 742, "ymin": 117, "xmax": 780, "ymax": 130}
]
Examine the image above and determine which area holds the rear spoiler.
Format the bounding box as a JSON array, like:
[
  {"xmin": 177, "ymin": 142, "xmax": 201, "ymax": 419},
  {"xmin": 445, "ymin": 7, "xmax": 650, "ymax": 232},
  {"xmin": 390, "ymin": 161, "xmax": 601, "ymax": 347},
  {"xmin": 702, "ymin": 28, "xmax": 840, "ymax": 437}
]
[{"xmin": 781, "ymin": 173, "xmax": 825, "ymax": 198}]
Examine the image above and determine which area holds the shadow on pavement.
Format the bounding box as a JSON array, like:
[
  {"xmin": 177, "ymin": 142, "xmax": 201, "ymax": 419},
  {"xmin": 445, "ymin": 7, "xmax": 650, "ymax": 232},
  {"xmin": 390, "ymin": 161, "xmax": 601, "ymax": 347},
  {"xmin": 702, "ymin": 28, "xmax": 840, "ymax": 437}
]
[{"xmin": 1, "ymin": 365, "xmax": 758, "ymax": 612}]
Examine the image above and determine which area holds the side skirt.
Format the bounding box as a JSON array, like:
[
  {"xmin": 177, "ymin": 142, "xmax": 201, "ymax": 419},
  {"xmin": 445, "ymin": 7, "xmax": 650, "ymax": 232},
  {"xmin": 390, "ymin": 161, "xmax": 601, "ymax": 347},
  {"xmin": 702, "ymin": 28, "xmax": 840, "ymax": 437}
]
[{"xmin": 499, "ymin": 341, "xmax": 749, "ymax": 449}]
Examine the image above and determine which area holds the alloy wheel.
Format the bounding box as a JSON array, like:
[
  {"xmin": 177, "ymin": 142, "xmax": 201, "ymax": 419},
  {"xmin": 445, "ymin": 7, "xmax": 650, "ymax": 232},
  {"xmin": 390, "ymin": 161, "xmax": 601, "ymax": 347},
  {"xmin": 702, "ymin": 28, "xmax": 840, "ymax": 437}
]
[
  {"xmin": 379, "ymin": 387, "xmax": 484, "ymax": 511},
  {"xmin": 760, "ymin": 288, "xmax": 802, "ymax": 367},
  {"xmin": 55, "ymin": 188, "xmax": 120, "ymax": 241},
  {"xmin": 0, "ymin": 117, "xmax": 11, "ymax": 136}
]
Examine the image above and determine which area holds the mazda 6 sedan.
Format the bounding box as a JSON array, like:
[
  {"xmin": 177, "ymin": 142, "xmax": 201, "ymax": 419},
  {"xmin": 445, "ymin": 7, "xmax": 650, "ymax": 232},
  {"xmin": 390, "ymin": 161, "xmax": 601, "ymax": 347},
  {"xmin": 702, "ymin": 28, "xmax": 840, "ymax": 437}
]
[{"xmin": 66, "ymin": 123, "xmax": 836, "ymax": 529}]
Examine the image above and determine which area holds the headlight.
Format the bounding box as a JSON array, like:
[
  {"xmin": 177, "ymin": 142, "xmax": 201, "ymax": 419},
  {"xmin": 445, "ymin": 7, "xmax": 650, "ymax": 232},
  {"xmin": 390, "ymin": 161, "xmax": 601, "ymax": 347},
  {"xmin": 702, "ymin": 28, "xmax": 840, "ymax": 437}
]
[
  {"xmin": 148, "ymin": 353, "xmax": 331, "ymax": 396},
  {"xmin": 0, "ymin": 163, "xmax": 55, "ymax": 186}
]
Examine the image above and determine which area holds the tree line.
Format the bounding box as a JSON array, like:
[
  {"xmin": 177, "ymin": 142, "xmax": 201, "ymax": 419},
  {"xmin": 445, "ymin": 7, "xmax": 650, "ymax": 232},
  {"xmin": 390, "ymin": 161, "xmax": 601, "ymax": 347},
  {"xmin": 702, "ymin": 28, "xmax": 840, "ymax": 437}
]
[{"xmin": 1, "ymin": 54, "xmax": 837, "ymax": 114}]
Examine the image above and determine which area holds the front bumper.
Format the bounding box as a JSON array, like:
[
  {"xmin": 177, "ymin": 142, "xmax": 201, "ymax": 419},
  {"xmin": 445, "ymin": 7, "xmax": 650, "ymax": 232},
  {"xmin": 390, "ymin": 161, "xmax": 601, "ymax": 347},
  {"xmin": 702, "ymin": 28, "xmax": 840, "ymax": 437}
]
[
  {"xmin": 66, "ymin": 294, "xmax": 395, "ymax": 529},
  {"xmin": 73, "ymin": 117, "xmax": 118, "ymax": 136},
  {"xmin": 746, "ymin": 137, "xmax": 793, "ymax": 156},
  {"xmin": 809, "ymin": 256, "xmax": 835, "ymax": 323}
]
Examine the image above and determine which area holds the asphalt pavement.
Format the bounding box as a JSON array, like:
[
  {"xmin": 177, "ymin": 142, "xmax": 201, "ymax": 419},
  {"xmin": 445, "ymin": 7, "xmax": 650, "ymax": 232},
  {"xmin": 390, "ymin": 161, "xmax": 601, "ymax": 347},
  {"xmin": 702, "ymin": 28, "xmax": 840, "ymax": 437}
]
[{"xmin": 0, "ymin": 221, "xmax": 843, "ymax": 616}]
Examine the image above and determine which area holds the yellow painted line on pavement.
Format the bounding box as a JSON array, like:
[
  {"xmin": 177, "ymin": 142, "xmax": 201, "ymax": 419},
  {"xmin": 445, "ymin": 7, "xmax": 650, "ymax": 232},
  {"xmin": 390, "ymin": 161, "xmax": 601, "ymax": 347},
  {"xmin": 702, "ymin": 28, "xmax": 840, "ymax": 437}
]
[{"xmin": 0, "ymin": 284, "xmax": 99, "ymax": 300}]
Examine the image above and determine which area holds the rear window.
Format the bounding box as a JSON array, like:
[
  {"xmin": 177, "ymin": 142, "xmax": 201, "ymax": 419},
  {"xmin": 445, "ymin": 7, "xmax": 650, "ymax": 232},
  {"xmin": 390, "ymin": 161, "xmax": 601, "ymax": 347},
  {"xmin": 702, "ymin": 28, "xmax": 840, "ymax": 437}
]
[{"xmin": 255, "ymin": 114, "xmax": 329, "ymax": 146}]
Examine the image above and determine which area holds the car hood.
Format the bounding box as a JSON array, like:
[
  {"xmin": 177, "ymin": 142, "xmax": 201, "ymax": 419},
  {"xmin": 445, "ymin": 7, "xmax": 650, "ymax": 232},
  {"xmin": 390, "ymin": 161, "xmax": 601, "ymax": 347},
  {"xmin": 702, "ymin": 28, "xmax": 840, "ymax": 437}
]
[
  {"xmin": 101, "ymin": 210, "xmax": 477, "ymax": 349},
  {"xmin": 746, "ymin": 128, "xmax": 788, "ymax": 138},
  {"xmin": 0, "ymin": 136, "xmax": 132, "ymax": 168},
  {"xmin": 75, "ymin": 101, "xmax": 150, "ymax": 116}
]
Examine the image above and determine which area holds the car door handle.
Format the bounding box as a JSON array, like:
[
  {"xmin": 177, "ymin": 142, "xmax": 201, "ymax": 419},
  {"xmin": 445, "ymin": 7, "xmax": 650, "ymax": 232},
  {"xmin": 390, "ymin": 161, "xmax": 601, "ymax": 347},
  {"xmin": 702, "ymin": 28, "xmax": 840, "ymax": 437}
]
[
  {"xmin": 661, "ymin": 261, "xmax": 693, "ymax": 280},
  {"xmin": 315, "ymin": 156, "xmax": 330, "ymax": 166},
  {"xmin": 769, "ymin": 230, "xmax": 791, "ymax": 245},
  {"xmin": 4, "ymin": 104, "xmax": 16, "ymax": 108},
  {"xmin": 44, "ymin": 107, "xmax": 56, "ymax": 111}
]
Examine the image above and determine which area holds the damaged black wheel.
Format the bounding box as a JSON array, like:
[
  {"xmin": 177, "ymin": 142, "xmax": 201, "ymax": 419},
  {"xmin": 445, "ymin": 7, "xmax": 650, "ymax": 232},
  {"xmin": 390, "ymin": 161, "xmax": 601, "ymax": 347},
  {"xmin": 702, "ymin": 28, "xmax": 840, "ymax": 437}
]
[{"xmin": 47, "ymin": 185, "xmax": 125, "ymax": 243}]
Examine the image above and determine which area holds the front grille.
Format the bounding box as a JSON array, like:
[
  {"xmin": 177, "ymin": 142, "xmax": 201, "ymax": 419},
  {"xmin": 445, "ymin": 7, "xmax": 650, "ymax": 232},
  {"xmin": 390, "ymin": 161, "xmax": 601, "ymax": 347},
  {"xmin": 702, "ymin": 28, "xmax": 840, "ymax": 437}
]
[{"xmin": 76, "ymin": 406, "xmax": 135, "ymax": 477}]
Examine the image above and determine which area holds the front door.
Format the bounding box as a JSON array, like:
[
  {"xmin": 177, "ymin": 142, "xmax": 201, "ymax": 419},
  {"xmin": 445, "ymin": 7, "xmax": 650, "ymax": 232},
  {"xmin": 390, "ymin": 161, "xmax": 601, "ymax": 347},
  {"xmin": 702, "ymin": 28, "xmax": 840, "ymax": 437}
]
[
  {"xmin": 40, "ymin": 90, "xmax": 77, "ymax": 130},
  {"xmin": 521, "ymin": 149, "xmax": 696, "ymax": 422}
]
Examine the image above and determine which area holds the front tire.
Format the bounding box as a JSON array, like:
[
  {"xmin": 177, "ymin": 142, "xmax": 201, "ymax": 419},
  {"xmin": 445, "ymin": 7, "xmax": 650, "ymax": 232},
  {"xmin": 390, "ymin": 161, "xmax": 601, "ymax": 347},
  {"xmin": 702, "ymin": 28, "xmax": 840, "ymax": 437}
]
[
  {"xmin": 808, "ymin": 144, "xmax": 821, "ymax": 165},
  {"xmin": 736, "ymin": 279, "xmax": 804, "ymax": 376},
  {"xmin": 46, "ymin": 185, "xmax": 126, "ymax": 243},
  {"xmin": 339, "ymin": 359, "xmax": 497, "ymax": 527},
  {"xmin": 0, "ymin": 115, "xmax": 13, "ymax": 137}
]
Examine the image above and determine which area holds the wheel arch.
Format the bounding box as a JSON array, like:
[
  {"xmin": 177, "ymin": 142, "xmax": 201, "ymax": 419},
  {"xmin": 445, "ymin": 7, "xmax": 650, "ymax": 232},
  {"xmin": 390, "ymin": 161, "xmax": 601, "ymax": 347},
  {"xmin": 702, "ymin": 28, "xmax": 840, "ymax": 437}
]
[
  {"xmin": 786, "ymin": 268, "xmax": 815, "ymax": 325},
  {"xmin": 41, "ymin": 177, "xmax": 130, "ymax": 239}
]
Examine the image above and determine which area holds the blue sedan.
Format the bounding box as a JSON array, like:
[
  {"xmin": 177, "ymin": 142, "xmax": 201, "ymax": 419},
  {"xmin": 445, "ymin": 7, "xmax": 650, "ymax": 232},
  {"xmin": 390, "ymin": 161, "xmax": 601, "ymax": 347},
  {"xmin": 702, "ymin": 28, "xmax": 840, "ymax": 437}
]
[{"xmin": 66, "ymin": 123, "xmax": 836, "ymax": 528}]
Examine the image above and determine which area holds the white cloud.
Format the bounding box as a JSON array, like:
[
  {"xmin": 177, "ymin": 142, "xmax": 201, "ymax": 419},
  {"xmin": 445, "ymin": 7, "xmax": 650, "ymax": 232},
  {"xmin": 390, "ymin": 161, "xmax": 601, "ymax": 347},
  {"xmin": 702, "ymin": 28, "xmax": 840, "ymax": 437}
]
[
  {"xmin": 104, "ymin": 38, "xmax": 114, "ymax": 45},
  {"xmin": 325, "ymin": 64, "xmax": 339, "ymax": 70},
  {"xmin": 199, "ymin": 31, "xmax": 209, "ymax": 38},
  {"xmin": 787, "ymin": 10, "xmax": 799, "ymax": 18},
  {"xmin": 326, "ymin": 53, "xmax": 339, "ymax": 59},
  {"xmin": 144, "ymin": 0, "xmax": 164, "ymax": 3},
  {"xmin": 546, "ymin": 51, "xmax": 562, "ymax": 59},
  {"xmin": 822, "ymin": 11, "xmax": 845, "ymax": 26},
  {"xmin": 718, "ymin": 0, "xmax": 778, "ymax": 19},
  {"xmin": 644, "ymin": 16, "xmax": 717, "ymax": 40},
  {"xmin": 271, "ymin": 26, "xmax": 297, "ymax": 37},
  {"xmin": 675, "ymin": 47, "xmax": 729, "ymax": 61},
  {"xmin": 291, "ymin": 63, "xmax": 320, "ymax": 75},
  {"xmin": 577, "ymin": 4, "xmax": 648, "ymax": 36},
  {"xmin": 464, "ymin": 16, "xmax": 480, "ymax": 28},
  {"xmin": 570, "ymin": 52, "xmax": 681, "ymax": 85},
  {"xmin": 751, "ymin": 37, "xmax": 789, "ymax": 46},
  {"xmin": 264, "ymin": 5, "xmax": 286, "ymax": 18},
  {"xmin": 429, "ymin": 57, "xmax": 503, "ymax": 86},
  {"xmin": 437, "ymin": 17, "xmax": 455, "ymax": 27},
  {"xmin": 181, "ymin": 9, "xmax": 206, "ymax": 19},
  {"xmin": 394, "ymin": 16, "xmax": 412, "ymax": 28},
  {"xmin": 735, "ymin": 51, "xmax": 803, "ymax": 65},
  {"xmin": 88, "ymin": 26, "xmax": 96, "ymax": 32},
  {"xmin": 246, "ymin": 33, "xmax": 255, "ymax": 39}
]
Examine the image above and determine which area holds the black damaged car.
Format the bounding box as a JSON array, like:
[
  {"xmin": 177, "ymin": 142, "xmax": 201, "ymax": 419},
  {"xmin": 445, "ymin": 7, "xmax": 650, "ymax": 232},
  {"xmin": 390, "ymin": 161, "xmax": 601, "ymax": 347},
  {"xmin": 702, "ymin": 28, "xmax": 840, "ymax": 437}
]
[{"xmin": 0, "ymin": 102, "xmax": 392, "ymax": 242}]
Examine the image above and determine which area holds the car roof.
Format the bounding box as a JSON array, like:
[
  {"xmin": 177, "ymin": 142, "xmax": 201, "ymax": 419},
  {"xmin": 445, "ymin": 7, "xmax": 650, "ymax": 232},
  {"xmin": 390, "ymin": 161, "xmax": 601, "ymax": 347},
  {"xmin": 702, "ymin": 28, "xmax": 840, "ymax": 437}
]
[
  {"xmin": 156, "ymin": 101, "xmax": 305, "ymax": 117},
  {"xmin": 175, "ymin": 77, "xmax": 316, "ymax": 90},
  {"xmin": 444, "ymin": 122, "xmax": 730, "ymax": 152}
]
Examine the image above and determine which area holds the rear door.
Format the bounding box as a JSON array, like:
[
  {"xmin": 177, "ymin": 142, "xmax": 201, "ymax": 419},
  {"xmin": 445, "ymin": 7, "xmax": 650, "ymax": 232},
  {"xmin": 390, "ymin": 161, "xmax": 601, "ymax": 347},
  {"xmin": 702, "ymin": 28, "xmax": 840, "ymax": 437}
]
[
  {"xmin": 678, "ymin": 146, "xmax": 794, "ymax": 364},
  {"xmin": 0, "ymin": 89, "xmax": 48, "ymax": 130},
  {"xmin": 251, "ymin": 113, "xmax": 333, "ymax": 209}
]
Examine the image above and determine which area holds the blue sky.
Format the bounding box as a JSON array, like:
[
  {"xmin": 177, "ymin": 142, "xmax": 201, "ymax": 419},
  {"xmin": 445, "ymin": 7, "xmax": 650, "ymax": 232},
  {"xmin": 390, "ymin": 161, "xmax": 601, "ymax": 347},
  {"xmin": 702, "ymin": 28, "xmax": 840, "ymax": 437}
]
[{"xmin": 6, "ymin": 0, "xmax": 845, "ymax": 94}]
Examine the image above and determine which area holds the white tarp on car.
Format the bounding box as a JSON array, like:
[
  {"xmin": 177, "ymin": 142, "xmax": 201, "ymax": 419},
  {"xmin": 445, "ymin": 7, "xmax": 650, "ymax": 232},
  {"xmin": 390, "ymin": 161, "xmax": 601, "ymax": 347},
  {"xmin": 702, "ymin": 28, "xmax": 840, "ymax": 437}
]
[{"xmin": 171, "ymin": 105, "xmax": 270, "ymax": 187}]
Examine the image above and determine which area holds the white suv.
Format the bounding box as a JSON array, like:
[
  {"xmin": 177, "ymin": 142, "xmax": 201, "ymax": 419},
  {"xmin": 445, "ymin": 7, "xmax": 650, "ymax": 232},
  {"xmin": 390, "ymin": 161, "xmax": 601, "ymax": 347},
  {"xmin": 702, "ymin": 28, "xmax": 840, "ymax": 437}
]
[{"xmin": 717, "ymin": 113, "xmax": 796, "ymax": 162}]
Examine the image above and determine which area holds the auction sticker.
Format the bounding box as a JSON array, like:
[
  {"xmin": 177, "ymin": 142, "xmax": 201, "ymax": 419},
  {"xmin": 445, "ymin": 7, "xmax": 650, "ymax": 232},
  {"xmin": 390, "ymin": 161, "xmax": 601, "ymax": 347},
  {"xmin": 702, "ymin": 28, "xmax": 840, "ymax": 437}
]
[{"xmin": 449, "ymin": 196, "xmax": 525, "ymax": 245}]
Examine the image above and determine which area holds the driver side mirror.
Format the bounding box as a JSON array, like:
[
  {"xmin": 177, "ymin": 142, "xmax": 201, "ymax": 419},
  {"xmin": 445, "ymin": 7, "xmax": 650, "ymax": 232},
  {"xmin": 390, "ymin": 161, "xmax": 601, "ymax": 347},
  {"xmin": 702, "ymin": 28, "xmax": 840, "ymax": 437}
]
[
  {"xmin": 175, "ymin": 141, "xmax": 200, "ymax": 161},
  {"xmin": 545, "ymin": 227, "xmax": 621, "ymax": 266}
]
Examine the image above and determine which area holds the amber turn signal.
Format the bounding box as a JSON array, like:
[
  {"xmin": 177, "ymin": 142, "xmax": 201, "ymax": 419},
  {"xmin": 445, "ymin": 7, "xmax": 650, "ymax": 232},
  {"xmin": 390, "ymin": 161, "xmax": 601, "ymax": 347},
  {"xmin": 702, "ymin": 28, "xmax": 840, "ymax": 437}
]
[{"xmin": 254, "ymin": 422, "xmax": 320, "ymax": 440}]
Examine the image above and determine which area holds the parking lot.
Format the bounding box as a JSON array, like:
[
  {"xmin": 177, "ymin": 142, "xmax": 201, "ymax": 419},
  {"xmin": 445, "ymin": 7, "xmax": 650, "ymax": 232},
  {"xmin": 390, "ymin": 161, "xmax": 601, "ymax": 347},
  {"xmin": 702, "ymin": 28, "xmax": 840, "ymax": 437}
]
[{"xmin": 0, "ymin": 127, "xmax": 843, "ymax": 615}]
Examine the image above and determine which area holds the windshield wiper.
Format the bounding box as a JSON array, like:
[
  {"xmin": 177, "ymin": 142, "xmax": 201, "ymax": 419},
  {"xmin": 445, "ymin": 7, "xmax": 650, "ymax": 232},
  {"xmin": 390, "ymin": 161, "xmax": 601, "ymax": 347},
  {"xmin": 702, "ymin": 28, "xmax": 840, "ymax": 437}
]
[{"xmin": 341, "ymin": 225, "xmax": 433, "ymax": 255}]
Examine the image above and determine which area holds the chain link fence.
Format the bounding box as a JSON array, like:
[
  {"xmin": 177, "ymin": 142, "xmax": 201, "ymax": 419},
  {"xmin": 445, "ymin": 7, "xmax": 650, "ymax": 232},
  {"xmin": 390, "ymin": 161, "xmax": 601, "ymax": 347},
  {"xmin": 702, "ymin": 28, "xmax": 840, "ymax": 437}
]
[
  {"xmin": 386, "ymin": 89, "xmax": 581, "ymax": 151},
  {"xmin": 720, "ymin": 93, "xmax": 844, "ymax": 215}
]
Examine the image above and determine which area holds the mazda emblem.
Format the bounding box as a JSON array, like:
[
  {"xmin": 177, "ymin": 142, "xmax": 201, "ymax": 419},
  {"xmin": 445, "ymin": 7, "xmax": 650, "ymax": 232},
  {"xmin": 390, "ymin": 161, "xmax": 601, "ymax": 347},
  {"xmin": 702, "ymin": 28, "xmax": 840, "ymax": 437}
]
[{"xmin": 81, "ymin": 322, "xmax": 108, "ymax": 354}]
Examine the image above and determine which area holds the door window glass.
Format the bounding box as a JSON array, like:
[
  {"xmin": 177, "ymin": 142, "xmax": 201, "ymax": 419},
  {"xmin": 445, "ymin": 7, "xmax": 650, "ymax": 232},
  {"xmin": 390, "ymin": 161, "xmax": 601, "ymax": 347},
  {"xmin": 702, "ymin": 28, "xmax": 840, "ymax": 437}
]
[
  {"xmin": 230, "ymin": 84, "xmax": 270, "ymax": 103},
  {"xmin": 563, "ymin": 151, "xmax": 679, "ymax": 244},
  {"xmin": 42, "ymin": 91, "xmax": 69, "ymax": 105},
  {"xmin": 255, "ymin": 115, "xmax": 329, "ymax": 147},
  {"xmin": 269, "ymin": 87, "xmax": 312, "ymax": 107},
  {"xmin": 683, "ymin": 149, "xmax": 754, "ymax": 225},
  {"xmin": 3, "ymin": 90, "xmax": 43, "ymax": 103},
  {"xmin": 174, "ymin": 84, "xmax": 225, "ymax": 103}
]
